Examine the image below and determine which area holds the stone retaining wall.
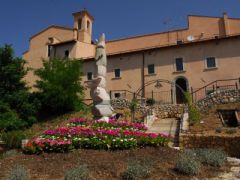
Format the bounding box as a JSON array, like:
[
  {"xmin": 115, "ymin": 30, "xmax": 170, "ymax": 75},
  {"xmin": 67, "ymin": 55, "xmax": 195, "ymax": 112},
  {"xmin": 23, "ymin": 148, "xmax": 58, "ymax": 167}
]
[
  {"xmin": 111, "ymin": 99, "xmax": 147, "ymax": 113},
  {"xmin": 196, "ymin": 89, "xmax": 240, "ymax": 111},
  {"xmin": 180, "ymin": 134, "xmax": 240, "ymax": 158},
  {"xmin": 154, "ymin": 104, "xmax": 184, "ymax": 119},
  {"xmin": 111, "ymin": 98, "xmax": 184, "ymax": 118}
]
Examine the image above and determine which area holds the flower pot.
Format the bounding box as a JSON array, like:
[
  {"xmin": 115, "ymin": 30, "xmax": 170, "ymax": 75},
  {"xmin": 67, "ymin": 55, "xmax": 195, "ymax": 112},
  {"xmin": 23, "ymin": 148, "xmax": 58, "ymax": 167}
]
[
  {"xmin": 0, "ymin": 140, "xmax": 6, "ymax": 153},
  {"xmin": 21, "ymin": 139, "xmax": 29, "ymax": 149}
]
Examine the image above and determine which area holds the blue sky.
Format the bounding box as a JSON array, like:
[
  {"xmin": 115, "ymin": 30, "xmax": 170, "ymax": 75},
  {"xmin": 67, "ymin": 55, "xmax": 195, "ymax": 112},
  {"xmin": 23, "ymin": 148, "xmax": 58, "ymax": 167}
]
[{"xmin": 0, "ymin": 0, "xmax": 240, "ymax": 57}]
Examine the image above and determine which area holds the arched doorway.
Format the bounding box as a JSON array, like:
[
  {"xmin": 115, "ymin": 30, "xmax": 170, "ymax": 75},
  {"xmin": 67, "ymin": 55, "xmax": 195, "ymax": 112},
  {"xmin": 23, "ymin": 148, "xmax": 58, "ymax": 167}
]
[{"xmin": 175, "ymin": 77, "xmax": 188, "ymax": 104}]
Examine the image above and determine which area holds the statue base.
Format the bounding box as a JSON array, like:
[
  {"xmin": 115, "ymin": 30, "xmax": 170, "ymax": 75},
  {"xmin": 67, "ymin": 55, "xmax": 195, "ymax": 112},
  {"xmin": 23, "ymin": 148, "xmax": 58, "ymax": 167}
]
[{"xmin": 92, "ymin": 104, "xmax": 113, "ymax": 118}]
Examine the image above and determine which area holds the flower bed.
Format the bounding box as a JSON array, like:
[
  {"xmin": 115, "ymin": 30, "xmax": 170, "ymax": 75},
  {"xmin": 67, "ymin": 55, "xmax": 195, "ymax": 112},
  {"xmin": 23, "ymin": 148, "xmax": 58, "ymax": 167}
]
[{"xmin": 23, "ymin": 118, "xmax": 171, "ymax": 154}]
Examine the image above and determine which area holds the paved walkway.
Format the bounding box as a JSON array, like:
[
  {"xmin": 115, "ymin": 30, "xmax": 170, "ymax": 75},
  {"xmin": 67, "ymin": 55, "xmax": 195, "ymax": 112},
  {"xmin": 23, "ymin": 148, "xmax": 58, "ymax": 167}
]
[{"xmin": 147, "ymin": 118, "xmax": 180, "ymax": 146}]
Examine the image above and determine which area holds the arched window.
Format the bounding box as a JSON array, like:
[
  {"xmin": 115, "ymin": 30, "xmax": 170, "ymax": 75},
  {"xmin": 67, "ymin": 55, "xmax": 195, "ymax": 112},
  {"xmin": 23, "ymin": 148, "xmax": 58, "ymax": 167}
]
[
  {"xmin": 65, "ymin": 50, "xmax": 69, "ymax": 58},
  {"xmin": 78, "ymin": 18, "xmax": 82, "ymax": 30},
  {"xmin": 87, "ymin": 20, "xmax": 90, "ymax": 30}
]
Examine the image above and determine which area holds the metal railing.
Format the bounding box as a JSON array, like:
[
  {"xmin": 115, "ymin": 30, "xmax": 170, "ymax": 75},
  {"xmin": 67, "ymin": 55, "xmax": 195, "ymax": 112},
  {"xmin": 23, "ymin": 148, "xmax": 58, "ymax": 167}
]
[
  {"xmin": 191, "ymin": 78, "xmax": 240, "ymax": 103},
  {"xmin": 110, "ymin": 89, "xmax": 174, "ymax": 104}
]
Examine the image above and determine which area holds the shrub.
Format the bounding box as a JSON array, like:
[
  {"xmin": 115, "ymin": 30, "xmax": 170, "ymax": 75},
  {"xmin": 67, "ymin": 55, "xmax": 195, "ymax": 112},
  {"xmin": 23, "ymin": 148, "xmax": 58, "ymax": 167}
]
[
  {"xmin": 184, "ymin": 92, "xmax": 200, "ymax": 124},
  {"xmin": 5, "ymin": 91, "xmax": 37, "ymax": 126},
  {"xmin": 1, "ymin": 131, "xmax": 27, "ymax": 149},
  {"xmin": 121, "ymin": 158, "xmax": 153, "ymax": 180},
  {"xmin": 5, "ymin": 165, "xmax": 28, "ymax": 180},
  {"xmin": 129, "ymin": 98, "xmax": 138, "ymax": 122},
  {"xmin": 2, "ymin": 150, "xmax": 19, "ymax": 159},
  {"xmin": 34, "ymin": 58, "xmax": 84, "ymax": 114},
  {"xmin": 0, "ymin": 102, "xmax": 26, "ymax": 131},
  {"xmin": 175, "ymin": 150, "xmax": 201, "ymax": 175},
  {"xmin": 226, "ymin": 128, "xmax": 237, "ymax": 134},
  {"xmin": 64, "ymin": 164, "xmax": 90, "ymax": 180},
  {"xmin": 146, "ymin": 98, "xmax": 155, "ymax": 106},
  {"xmin": 215, "ymin": 127, "xmax": 222, "ymax": 133},
  {"xmin": 195, "ymin": 149, "xmax": 227, "ymax": 167},
  {"xmin": 188, "ymin": 106, "xmax": 201, "ymax": 124}
]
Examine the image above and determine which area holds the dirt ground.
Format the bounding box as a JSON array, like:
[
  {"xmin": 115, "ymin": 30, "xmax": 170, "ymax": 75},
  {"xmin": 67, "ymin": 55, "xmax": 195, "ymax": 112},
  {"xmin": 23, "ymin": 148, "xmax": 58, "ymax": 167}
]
[
  {"xmin": 189, "ymin": 103, "xmax": 240, "ymax": 136},
  {"xmin": 0, "ymin": 147, "xmax": 229, "ymax": 180}
]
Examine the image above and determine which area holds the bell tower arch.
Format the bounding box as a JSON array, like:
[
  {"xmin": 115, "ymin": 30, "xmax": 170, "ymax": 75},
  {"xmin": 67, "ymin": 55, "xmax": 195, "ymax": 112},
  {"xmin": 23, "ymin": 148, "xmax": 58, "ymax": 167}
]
[{"xmin": 73, "ymin": 9, "xmax": 94, "ymax": 44}]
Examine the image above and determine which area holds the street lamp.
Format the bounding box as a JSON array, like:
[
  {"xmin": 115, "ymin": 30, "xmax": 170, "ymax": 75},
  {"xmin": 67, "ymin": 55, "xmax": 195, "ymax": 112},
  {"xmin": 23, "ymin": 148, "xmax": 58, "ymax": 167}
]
[{"xmin": 155, "ymin": 80, "xmax": 162, "ymax": 89}]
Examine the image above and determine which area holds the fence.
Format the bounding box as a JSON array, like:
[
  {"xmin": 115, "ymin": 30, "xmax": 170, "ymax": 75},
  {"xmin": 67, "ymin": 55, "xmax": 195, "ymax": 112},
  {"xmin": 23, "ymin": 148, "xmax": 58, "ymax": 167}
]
[
  {"xmin": 191, "ymin": 78, "xmax": 240, "ymax": 103},
  {"xmin": 145, "ymin": 90, "xmax": 173, "ymax": 104},
  {"xmin": 110, "ymin": 89, "xmax": 174, "ymax": 104}
]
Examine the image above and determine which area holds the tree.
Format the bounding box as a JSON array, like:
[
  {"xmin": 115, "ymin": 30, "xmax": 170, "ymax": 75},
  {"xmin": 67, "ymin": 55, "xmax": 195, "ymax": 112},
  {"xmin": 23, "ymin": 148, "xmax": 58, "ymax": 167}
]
[
  {"xmin": 34, "ymin": 58, "xmax": 85, "ymax": 114},
  {"xmin": 0, "ymin": 45, "xmax": 27, "ymax": 96},
  {"xmin": 0, "ymin": 45, "xmax": 37, "ymax": 131}
]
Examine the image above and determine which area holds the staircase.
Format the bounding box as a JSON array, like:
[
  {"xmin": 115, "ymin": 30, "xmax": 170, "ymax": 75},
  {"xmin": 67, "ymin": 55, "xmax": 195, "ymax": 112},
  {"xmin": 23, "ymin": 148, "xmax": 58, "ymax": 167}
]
[{"xmin": 147, "ymin": 118, "xmax": 180, "ymax": 146}]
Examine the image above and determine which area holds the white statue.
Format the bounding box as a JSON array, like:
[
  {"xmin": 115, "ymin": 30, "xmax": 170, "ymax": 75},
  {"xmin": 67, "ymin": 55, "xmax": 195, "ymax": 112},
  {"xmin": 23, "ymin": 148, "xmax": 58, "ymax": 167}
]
[{"xmin": 88, "ymin": 34, "xmax": 113, "ymax": 118}]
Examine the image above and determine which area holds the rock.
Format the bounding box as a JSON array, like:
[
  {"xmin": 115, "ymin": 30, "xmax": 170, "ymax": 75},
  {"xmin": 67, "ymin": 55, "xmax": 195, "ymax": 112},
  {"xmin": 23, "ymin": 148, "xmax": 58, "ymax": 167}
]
[{"xmin": 228, "ymin": 157, "xmax": 240, "ymax": 166}]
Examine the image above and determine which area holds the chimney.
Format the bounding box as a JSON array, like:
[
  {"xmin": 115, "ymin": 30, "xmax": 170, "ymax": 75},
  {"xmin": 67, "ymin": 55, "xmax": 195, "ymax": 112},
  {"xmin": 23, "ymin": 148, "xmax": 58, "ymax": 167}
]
[{"xmin": 223, "ymin": 12, "xmax": 230, "ymax": 36}]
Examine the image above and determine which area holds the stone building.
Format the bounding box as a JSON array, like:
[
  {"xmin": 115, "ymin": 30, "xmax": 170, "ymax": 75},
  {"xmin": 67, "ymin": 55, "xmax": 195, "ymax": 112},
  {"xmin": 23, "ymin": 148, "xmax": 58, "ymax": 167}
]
[{"xmin": 23, "ymin": 10, "xmax": 240, "ymax": 104}]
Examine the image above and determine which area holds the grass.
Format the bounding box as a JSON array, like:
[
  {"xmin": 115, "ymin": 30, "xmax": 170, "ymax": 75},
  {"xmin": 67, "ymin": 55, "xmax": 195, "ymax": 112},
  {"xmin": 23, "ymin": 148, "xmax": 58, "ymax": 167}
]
[{"xmin": 24, "ymin": 111, "xmax": 92, "ymax": 138}]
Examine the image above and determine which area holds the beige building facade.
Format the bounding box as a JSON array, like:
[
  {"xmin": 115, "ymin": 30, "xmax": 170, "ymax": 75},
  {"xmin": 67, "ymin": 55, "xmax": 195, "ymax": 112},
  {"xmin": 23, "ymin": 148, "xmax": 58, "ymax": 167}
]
[{"xmin": 23, "ymin": 10, "xmax": 240, "ymax": 104}]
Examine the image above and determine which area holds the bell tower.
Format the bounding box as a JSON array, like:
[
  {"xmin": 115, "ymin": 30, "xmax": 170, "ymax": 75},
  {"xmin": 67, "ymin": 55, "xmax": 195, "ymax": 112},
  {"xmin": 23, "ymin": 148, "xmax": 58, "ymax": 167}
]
[{"xmin": 73, "ymin": 9, "xmax": 94, "ymax": 44}]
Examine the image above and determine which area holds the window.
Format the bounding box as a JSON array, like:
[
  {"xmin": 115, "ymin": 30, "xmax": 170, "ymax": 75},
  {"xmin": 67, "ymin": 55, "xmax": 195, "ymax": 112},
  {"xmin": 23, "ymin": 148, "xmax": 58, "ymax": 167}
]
[
  {"xmin": 87, "ymin": 72, "xmax": 93, "ymax": 81},
  {"xmin": 114, "ymin": 69, "xmax": 121, "ymax": 78},
  {"xmin": 64, "ymin": 50, "xmax": 69, "ymax": 58},
  {"xmin": 47, "ymin": 45, "xmax": 52, "ymax": 57},
  {"xmin": 78, "ymin": 19, "xmax": 82, "ymax": 29},
  {"xmin": 114, "ymin": 93, "xmax": 121, "ymax": 98},
  {"xmin": 148, "ymin": 64, "xmax": 155, "ymax": 74},
  {"xmin": 206, "ymin": 57, "xmax": 216, "ymax": 68},
  {"xmin": 175, "ymin": 58, "xmax": 184, "ymax": 71},
  {"xmin": 87, "ymin": 20, "xmax": 90, "ymax": 29}
]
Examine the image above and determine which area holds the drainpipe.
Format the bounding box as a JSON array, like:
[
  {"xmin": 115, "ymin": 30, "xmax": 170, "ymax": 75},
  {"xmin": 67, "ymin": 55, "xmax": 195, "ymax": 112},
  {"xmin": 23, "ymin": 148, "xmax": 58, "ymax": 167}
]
[{"xmin": 141, "ymin": 52, "xmax": 145, "ymax": 99}]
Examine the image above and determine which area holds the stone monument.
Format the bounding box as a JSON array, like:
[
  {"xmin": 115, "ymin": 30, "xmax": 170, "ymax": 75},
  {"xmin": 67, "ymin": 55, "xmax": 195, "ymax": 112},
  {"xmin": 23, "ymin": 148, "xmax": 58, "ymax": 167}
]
[{"xmin": 88, "ymin": 34, "xmax": 113, "ymax": 119}]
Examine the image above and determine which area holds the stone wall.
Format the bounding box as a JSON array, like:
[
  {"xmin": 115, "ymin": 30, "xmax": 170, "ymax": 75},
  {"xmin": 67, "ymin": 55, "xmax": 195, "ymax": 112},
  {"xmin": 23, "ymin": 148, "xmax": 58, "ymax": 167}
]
[
  {"xmin": 111, "ymin": 98, "xmax": 184, "ymax": 118},
  {"xmin": 180, "ymin": 134, "xmax": 240, "ymax": 158},
  {"xmin": 111, "ymin": 99, "xmax": 130, "ymax": 109},
  {"xmin": 111, "ymin": 98, "xmax": 147, "ymax": 114},
  {"xmin": 196, "ymin": 89, "xmax": 240, "ymax": 111},
  {"xmin": 153, "ymin": 104, "xmax": 185, "ymax": 118}
]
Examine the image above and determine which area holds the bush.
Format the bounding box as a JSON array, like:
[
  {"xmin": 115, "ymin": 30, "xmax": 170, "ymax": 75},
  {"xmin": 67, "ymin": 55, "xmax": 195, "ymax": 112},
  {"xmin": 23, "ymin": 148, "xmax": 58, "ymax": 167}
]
[
  {"xmin": 2, "ymin": 150, "xmax": 19, "ymax": 159},
  {"xmin": 129, "ymin": 98, "xmax": 138, "ymax": 122},
  {"xmin": 121, "ymin": 158, "xmax": 153, "ymax": 180},
  {"xmin": 5, "ymin": 91, "xmax": 37, "ymax": 126},
  {"xmin": 34, "ymin": 58, "xmax": 84, "ymax": 114},
  {"xmin": 0, "ymin": 102, "xmax": 26, "ymax": 131},
  {"xmin": 175, "ymin": 150, "xmax": 201, "ymax": 175},
  {"xmin": 195, "ymin": 149, "xmax": 227, "ymax": 167},
  {"xmin": 146, "ymin": 98, "xmax": 155, "ymax": 106},
  {"xmin": 5, "ymin": 165, "xmax": 28, "ymax": 180},
  {"xmin": 64, "ymin": 164, "xmax": 90, "ymax": 180},
  {"xmin": 184, "ymin": 92, "xmax": 200, "ymax": 124},
  {"xmin": 226, "ymin": 128, "xmax": 237, "ymax": 134},
  {"xmin": 215, "ymin": 127, "xmax": 222, "ymax": 133},
  {"xmin": 1, "ymin": 131, "xmax": 27, "ymax": 149},
  {"xmin": 188, "ymin": 106, "xmax": 201, "ymax": 124}
]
